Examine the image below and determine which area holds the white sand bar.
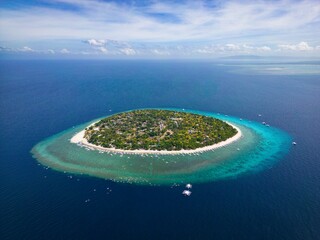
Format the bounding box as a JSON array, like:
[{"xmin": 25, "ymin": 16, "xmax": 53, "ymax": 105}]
[{"xmin": 70, "ymin": 121, "xmax": 242, "ymax": 155}]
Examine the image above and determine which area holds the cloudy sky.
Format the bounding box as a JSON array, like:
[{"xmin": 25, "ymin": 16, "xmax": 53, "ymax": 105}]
[{"xmin": 0, "ymin": 0, "xmax": 320, "ymax": 58}]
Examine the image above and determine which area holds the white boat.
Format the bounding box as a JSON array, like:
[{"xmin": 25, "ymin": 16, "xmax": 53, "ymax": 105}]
[
  {"xmin": 292, "ymin": 142, "xmax": 297, "ymax": 145},
  {"xmin": 182, "ymin": 190, "xmax": 192, "ymax": 196},
  {"xmin": 186, "ymin": 183, "xmax": 192, "ymax": 189}
]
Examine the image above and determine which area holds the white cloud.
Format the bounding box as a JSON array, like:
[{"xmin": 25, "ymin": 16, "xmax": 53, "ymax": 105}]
[
  {"xmin": 194, "ymin": 43, "xmax": 273, "ymax": 55},
  {"xmin": 224, "ymin": 44, "xmax": 241, "ymax": 51},
  {"xmin": 80, "ymin": 51, "xmax": 95, "ymax": 55},
  {"xmin": 242, "ymin": 44, "xmax": 271, "ymax": 52},
  {"xmin": 195, "ymin": 48, "xmax": 212, "ymax": 54},
  {"xmin": 152, "ymin": 49, "xmax": 170, "ymax": 55},
  {"xmin": 60, "ymin": 48, "xmax": 70, "ymax": 54},
  {"xmin": 0, "ymin": 0, "xmax": 319, "ymax": 44},
  {"xmin": 97, "ymin": 47, "xmax": 108, "ymax": 53},
  {"xmin": 242, "ymin": 44, "xmax": 255, "ymax": 50},
  {"xmin": 278, "ymin": 42, "xmax": 314, "ymax": 51},
  {"xmin": 120, "ymin": 48, "xmax": 136, "ymax": 55},
  {"xmin": 257, "ymin": 46, "xmax": 271, "ymax": 51},
  {"xmin": 86, "ymin": 39, "xmax": 106, "ymax": 46},
  {"xmin": 18, "ymin": 46, "xmax": 34, "ymax": 52},
  {"xmin": 3, "ymin": 40, "xmax": 320, "ymax": 57}
]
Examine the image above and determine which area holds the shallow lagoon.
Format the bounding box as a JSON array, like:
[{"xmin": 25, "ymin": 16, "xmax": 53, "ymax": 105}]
[{"xmin": 32, "ymin": 109, "xmax": 291, "ymax": 185}]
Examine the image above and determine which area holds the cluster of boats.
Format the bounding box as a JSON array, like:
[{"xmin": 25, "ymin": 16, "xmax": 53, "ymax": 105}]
[
  {"xmin": 182, "ymin": 183, "xmax": 192, "ymax": 196},
  {"xmin": 257, "ymin": 114, "xmax": 297, "ymax": 145}
]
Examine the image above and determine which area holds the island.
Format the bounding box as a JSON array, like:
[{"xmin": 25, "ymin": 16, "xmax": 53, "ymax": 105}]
[
  {"xmin": 32, "ymin": 108, "xmax": 292, "ymax": 185},
  {"xmin": 71, "ymin": 109, "xmax": 242, "ymax": 154}
]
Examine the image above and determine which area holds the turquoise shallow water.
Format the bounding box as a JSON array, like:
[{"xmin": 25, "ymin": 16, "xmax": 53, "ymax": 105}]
[{"xmin": 31, "ymin": 109, "xmax": 292, "ymax": 185}]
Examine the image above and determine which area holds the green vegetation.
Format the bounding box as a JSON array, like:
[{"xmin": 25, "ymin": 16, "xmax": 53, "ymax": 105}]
[{"xmin": 84, "ymin": 110, "xmax": 237, "ymax": 151}]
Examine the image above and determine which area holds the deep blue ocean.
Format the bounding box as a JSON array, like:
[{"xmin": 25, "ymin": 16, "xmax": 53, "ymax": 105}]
[{"xmin": 1, "ymin": 60, "xmax": 320, "ymax": 240}]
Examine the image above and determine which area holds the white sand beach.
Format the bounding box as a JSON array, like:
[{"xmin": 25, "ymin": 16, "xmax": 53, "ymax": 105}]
[{"xmin": 70, "ymin": 121, "xmax": 242, "ymax": 155}]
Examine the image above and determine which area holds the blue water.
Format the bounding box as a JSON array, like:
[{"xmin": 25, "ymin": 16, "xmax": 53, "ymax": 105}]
[{"xmin": 1, "ymin": 60, "xmax": 320, "ymax": 239}]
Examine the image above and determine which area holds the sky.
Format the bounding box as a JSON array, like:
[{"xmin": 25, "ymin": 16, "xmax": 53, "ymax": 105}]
[{"xmin": 0, "ymin": 0, "xmax": 320, "ymax": 58}]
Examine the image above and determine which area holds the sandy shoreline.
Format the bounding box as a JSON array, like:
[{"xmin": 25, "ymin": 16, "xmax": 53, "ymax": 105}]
[{"xmin": 70, "ymin": 121, "xmax": 242, "ymax": 155}]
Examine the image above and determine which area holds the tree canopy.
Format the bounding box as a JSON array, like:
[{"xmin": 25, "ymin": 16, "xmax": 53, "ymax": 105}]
[{"xmin": 84, "ymin": 110, "xmax": 237, "ymax": 151}]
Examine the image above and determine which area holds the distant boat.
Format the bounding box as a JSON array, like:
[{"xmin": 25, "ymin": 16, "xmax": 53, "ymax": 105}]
[
  {"xmin": 258, "ymin": 114, "xmax": 262, "ymax": 117},
  {"xmin": 292, "ymin": 142, "xmax": 297, "ymax": 145},
  {"xmin": 186, "ymin": 183, "xmax": 192, "ymax": 189},
  {"xmin": 182, "ymin": 190, "xmax": 192, "ymax": 196}
]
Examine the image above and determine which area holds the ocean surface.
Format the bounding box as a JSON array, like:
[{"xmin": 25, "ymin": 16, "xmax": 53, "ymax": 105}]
[{"xmin": 0, "ymin": 59, "xmax": 320, "ymax": 240}]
